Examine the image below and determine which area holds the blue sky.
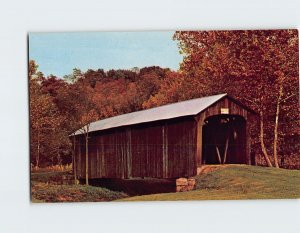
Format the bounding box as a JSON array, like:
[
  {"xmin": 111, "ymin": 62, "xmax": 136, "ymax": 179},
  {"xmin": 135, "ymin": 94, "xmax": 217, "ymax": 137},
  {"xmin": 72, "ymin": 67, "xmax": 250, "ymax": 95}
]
[{"xmin": 29, "ymin": 31, "xmax": 183, "ymax": 77}]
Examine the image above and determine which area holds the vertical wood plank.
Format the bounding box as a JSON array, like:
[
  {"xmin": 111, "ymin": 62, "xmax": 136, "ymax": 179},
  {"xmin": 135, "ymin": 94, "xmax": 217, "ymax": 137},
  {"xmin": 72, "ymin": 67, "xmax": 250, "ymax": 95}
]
[
  {"xmin": 127, "ymin": 128, "xmax": 132, "ymax": 178},
  {"xmin": 195, "ymin": 114, "xmax": 205, "ymax": 169}
]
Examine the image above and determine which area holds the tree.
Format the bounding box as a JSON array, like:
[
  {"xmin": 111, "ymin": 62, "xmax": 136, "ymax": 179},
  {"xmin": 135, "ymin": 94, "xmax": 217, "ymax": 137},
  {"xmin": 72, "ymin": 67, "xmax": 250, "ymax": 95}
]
[
  {"xmin": 74, "ymin": 83, "xmax": 99, "ymax": 185},
  {"xmin": 41, "ymin": 75, "xmax": 67, "ymax": 97},
  {"xmin": 63, "ymin": 68, "xmax": 84, "ymax": 84},
  {"xmin": 136, "ymin": 72, "xmax": 163, "ymax": 108},
  {"xmin": 84, "ymin": 69, "xmax": 107, "ymax": 88},
  {"xmin": 106, "ymin": 69, "xmax": 138, "ymax": 81},
  {"xmin": 30, "ymin": 76, "xmax": 63, "ymax": 168},
  {"xmin": 29, "ymin": 60, "xmax": 72, "ymax": 169},
  {"xmin": 55, "ymin": 83, "xmax": 84, "ymax": 182},
  {"xmin": 174, "ymin": 30, "xmax": 299, "ymax": 167},
  {"xmin": 142, "ymin": 71, "xmax": 185, "ymax": 108},
  {"xmin": 29, "ymin": 60, "xmax": 38, "ymax": 78}
]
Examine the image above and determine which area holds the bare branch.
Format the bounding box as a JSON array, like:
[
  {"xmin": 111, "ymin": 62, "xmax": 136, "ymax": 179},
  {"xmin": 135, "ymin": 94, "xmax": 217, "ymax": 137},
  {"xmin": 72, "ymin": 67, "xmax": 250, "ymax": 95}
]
[
  {"xmin": 282, "ymin": 93, "xmax": 296, "ymax": 102},
  {"xmin": 243, "ymin": 97, "xmax": 260, "ymax": 108}
]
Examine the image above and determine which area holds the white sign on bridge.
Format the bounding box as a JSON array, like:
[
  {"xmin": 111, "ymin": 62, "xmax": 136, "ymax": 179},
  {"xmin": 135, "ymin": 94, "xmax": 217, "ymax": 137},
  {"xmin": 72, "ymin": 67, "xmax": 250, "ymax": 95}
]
[{"xmin": 221, "ymin": 108, "xmax": 229, "ymax": 114}]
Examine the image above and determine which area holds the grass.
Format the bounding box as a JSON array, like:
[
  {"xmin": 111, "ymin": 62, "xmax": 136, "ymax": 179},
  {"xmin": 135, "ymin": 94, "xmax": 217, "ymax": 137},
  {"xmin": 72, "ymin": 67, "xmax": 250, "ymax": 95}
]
[
  {"xmin": 31, "ymin": 182, "xmax": 128, "ymax": 202},
  {"xmin": 31, "ymin": 165, "xmax": 300, "ymax": 202},
  {"xmin": 31, "ymin": 172, "xmax": 128, "ymax": 203},
  {"xmin": 119, "ymin": 165, "xmax": 300, "ymax": 201},
  {"xmin": 31, "ymin": 171, "xmax": 71, "ymax": 184},
  {"xmin": 31, "ymin": 164, "xmax": 72, "ymax": 173}
]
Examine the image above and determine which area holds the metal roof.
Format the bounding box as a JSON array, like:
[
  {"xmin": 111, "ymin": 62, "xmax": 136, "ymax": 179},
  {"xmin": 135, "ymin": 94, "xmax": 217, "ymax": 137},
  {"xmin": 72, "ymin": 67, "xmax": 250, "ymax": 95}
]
[{"xmin": 75, "ymin": 93, "xmax": 227, "ymax": 135}]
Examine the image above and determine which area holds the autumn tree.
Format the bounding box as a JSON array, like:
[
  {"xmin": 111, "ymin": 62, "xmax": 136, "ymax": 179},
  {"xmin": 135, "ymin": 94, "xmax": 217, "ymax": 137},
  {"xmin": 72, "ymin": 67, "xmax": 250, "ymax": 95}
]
[
  {"xmin": 142, "ymin": 71, "xmax": 185, "ymax": 108},
  {"xmin": 73, "ymin": 82, "xmax": 99, "ymax": 185},
  {"xmin": 41, "ymin": 74, "xmax": 67, "ymax": 97},
  {"xmin": 134, "ymin": 67, "xmax": 170, "ymax": 109},
  {"xmin": 29, "ymin": 62, "xmax": 64, "ymax": 168},
  {"xmin": 84, "ymin": 69, "xmax": 107, "ymax": 88},
  {"xmin": 174, "ymin": 30, "xmax": 299, "ymax": 168},
  {"xmin": 106, "ymin": 69, "xmax": 138, "ymax": 81},
  {"xmin": 53, "ymin": 83, "xmax": 85, "ymax": 181}
]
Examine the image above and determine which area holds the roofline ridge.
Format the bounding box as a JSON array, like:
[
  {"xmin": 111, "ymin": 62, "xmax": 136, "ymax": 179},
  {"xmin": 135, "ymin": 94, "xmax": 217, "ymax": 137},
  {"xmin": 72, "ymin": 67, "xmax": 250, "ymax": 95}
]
[
  {"xmin": 93, "ymin": 93, "xmax": 227, "ymax": 123},
  {"xmin": 74, "ymin": 93, "xmax": 229, "ymax": 135}
]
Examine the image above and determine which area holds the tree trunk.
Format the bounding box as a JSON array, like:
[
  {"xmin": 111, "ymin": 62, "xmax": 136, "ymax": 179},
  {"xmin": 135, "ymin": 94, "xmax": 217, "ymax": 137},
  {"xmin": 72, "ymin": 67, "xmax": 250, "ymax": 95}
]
[
  {"xmin": 259, "ymin": 111, "xmax": 273, "ymax": 167},
  {"xmin": 73, "ymin": 134, "xmax": 77, "ymax": 183},
  {"xmin": 85, "ymin": 130, "xmax": 89, "ymax": 185},
  {"xmin": 57, "ymin": 151, "xmax": 61, "ymax": 167},
  {"xmin": 36, "ymin": 129, "xmax": 40, "ymax": 169},
  {"xmin": 273, "ymin": 83, "xmax": 283, "ymax": 168}
]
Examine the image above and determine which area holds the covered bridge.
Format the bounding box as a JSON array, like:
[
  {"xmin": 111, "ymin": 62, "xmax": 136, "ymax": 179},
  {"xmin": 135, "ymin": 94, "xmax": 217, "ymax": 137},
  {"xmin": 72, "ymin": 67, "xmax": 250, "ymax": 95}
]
[{"xmin": 73, "ymin": 93, "xmax": 257, "ymax": 180}]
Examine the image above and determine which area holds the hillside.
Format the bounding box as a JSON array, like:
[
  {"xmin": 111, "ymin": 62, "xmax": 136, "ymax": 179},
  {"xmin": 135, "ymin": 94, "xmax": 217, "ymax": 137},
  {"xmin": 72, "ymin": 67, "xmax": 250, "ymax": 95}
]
[{"xmin": 119, "ymin": 165, "xmax": 300, "ymax": 201}]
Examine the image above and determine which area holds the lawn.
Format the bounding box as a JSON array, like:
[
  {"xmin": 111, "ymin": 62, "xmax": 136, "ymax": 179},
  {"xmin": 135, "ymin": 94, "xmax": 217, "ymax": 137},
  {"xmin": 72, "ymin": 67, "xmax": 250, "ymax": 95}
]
[
  {"xmin": 119, "ymin": 165, "xmax": 300, "ymax": 201},
  {"xmin": 31, "ymin": 165, "xmax": 300, "ymax": 202},
  {"xmin": 31, "ymin": 171, "xmax": 128, "ymax": 202}
]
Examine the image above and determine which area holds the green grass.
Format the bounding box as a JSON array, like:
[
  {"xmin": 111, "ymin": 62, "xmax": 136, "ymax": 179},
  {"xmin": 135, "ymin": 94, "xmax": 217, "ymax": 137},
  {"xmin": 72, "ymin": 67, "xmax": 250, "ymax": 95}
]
[
  {"xmin": 119, "ymin": 165, "xmax": 300, "ymax": 201},
  {"xmin": 31, "ymin": 171, "xmax": 128, "ymax": 202},
  {"xmin": 31, "ymin": 182, "xmax": 128, "ymax": 202},
  {"xmin": 31, "ymin": 165, "xmax": 300, "ymax": 202}
]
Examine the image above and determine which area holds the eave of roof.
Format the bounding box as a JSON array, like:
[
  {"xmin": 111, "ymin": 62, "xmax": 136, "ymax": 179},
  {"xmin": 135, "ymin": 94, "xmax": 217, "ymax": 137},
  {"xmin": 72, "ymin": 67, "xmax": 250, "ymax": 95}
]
[{"xmin": 74, "ymin": 93, "xmax": 229, "ymax": 135}]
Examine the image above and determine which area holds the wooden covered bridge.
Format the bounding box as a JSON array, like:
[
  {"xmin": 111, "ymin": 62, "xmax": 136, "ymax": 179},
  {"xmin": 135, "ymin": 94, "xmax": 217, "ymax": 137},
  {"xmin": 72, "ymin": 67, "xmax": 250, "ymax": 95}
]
[{"xmin": 73, "ymin": 93, "xmax": 257, "ymax": 180}]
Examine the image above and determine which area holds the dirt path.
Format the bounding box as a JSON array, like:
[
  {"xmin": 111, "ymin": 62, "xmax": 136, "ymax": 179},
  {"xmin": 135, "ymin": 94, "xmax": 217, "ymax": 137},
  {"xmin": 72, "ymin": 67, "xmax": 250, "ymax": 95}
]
[{"xmin": 197, "ymin": 164, "xmax": 230, "ymax": 175}]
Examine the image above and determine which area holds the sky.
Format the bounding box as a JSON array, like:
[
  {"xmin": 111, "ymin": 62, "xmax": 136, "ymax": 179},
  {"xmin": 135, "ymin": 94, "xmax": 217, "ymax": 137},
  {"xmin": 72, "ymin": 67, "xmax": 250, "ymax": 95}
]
[{"xmin": 28, "ymin": 31, "xmax": 183, "ymax": 77}]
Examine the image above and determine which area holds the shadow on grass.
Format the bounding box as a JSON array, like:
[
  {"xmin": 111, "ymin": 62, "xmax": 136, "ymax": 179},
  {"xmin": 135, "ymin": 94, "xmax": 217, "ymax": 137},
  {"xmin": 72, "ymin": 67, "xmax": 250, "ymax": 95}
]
[{"xmin": 86, "ymin": 178, "xmax": 177, "ymax": 196}]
